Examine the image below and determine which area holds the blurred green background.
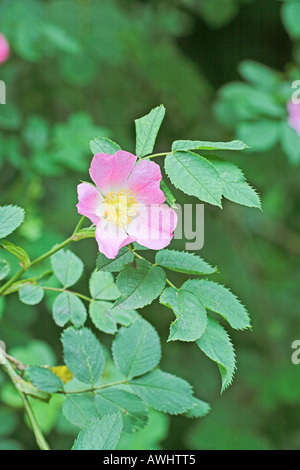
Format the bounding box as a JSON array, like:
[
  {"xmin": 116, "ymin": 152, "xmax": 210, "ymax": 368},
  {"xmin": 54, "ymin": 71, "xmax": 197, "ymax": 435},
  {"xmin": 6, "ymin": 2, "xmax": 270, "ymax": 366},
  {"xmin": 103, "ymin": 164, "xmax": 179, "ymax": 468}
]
[{"xmin": 1, "ymin": 0, "xmax": 300, "ymax": 450}]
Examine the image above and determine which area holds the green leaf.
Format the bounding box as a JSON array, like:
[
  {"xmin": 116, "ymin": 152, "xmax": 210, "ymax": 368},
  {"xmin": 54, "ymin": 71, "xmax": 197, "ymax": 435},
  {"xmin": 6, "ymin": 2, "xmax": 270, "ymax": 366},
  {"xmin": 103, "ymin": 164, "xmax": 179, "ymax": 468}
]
[
  {"xmin": 238, "ymin": 61, "xmax": 279, "ymax": 90},
  {"xmin": 26, "ymin": 366, "xmax": 63, "ymax": 393},
  {"xmin": 96, "ymin": 247, "xmax": 134, "ymax": 272},
  {"xmin": 112, "ymin": 307, "xmax": 139, "ymax": 326},
  {"xmin": 95, "ymin": 389, "xmax": 148, "ymax": 433},
  {"xmin": 160, "ymin": 286, "xmax": 207, "ymax": 342},
  {"xmin": 89, "ymin": 270, "xmax": 120, "ymax": 300},
  {"xmin": 282, "ymin": 1, "xmax": 300, "ymax": 38},
  {"xmin": 237, "ymin": 121, "xmax": 280, "ymax": 152},
  {"xmin": 89, "ymin": 301, "xmax": 117, "ymax": 335},
  {"xmin": 0, "ymin": 105, "xmax": 22, "ymax": 130},
  {"xmin": 132, "ymin": 242, "xmax": 149, "ymax": 251},
  {"xmin": 9, "ymin": 376, "xmax": 50, "ymax": 402},
  {"xmin": 165, "ymin": 151, "xmax": 222, "ymax": 207},
  {"xmin": 135, "ymin": 105, "xmax": 166, "ymax": 157},
  {"xmin": 0, "ymin": 205, "xmax": 25, "ymax": 239},
  {"xmin": 63, "ymin": 394, "xmax": 99, "ymax": 428},
  {"xmin": 130, "ymin": 369, "xmax": 196, "ymax": 415},
  {"xmin": 218, "ymin": 84, "xmax": 284, "ymax": 120},
  {"xmin": 196, "ymin": 317, "xmax": 236, "ymax": 392},
  {"xmin": 90, "ymin": 301, "xmax": 138, "ymax": 334},
  {"xmin": 133, "ymin": 242, "xmax": 149, "ymax": 251},
  {"xmin": 184, "ymin": 279, "xmax": 250, "ymax": 330},
  {"xmin": 23, "ymin": 116, "xmax": 49, "ymax": 151},
  {"xmin": 112, "ymin": 318, "xmax": 161, "ymax": 379},
  {"xmin": 1, "ymin": 241, "xmax": 31, "ymax": 269},
  {"xmin": 155, "ymin": 249, "xmax": 216, "ymax": 275},
  {"xmin": 51, "ymin": 250, "xmax": 83, "ymax": 288},
  {"xmin": 281, "ymin": 121, "xmax": 300, "ymax": 165},
  {"xmin": 184, "ymin": 398, "xmax": 211, "ymax": 418},
  {"xmin": 42, "ymin": 23, "xmax": 81, "ymax": 55},
  {"xmin": 114, "ymin": 260, "xmax": 166, "ymax": 309},
  {"xmin": 198, "ymin": 0, "xmax": 238, "ymax": 28},
  {"xmin": 208, "ymin": 156, "xmax": 261, "ymax": 208},
  {"xmin": 90, "ymin": 137, "xmax": 121, "ymax": 155},
  {"xmin": 72, "ymin": 413, "xmax": 123, "ymax": 450},
  {"xmin": 0, "ymin": 408, "xmax": 18, "ymax": 437},
  {"xmin": 53, "ymin": 292, "xmax": 87, "ymax": 328},
  {"xmin": 160, "ymin": 180, "xmax": 177, "ymax": 208},
  {"xmin": 172, "ymin": 140, "xmax": 247, "ymax": 152},
  {"xmin": 62, "ymin": 327, "xmax": 105, "ymax": 386},
  {"xmin": 19, "ymin": 284, "xmax": 44, "ymax": 306},
  {"xmin": 0, "ymin": 260, "xmax": 10, "ymax": 281}
]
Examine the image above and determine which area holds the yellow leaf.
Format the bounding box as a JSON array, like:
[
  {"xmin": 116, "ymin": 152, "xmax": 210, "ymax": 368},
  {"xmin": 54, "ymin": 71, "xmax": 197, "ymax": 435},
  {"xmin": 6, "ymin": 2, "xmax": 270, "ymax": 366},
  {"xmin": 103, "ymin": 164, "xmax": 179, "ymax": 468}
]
[{"xmin": 49, "ymin": 365, "xmax": 73, "ymax": 384}]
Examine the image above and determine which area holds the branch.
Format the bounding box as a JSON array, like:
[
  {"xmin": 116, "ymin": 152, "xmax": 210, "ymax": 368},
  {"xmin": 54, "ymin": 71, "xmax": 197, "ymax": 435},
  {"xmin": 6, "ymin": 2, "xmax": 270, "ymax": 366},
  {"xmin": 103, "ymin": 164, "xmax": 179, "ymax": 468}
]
[{"xmin": 0, "ymin": 349, "xmax": 49, "ymax": 450}]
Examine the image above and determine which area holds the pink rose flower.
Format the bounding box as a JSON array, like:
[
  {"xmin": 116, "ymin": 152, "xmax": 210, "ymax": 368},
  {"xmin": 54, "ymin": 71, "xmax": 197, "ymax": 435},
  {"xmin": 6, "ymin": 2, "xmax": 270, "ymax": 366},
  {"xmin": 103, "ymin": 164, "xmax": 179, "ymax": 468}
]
[
  {"xmin": 287, "ymin": 101, "xmax": 300, "ymax": 136},
  {"xmin": 77, "ymin": 151, "xmax": 177, "ymax": 258},
  {"xmin": 0, "ymin": 33, "xmax": 10, "ymax": 64}
]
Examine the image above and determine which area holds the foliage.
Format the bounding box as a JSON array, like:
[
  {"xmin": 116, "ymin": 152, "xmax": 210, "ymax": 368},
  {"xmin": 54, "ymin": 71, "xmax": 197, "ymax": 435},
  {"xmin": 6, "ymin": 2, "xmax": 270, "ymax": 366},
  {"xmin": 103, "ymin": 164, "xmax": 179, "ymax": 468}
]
[
  {"xmin": 0, "ymin": 102, "xmax": 258, "ymax": 449},
  {"xmin": 0, "ymin": 0, "xmax": 299, "ymax": 452}
]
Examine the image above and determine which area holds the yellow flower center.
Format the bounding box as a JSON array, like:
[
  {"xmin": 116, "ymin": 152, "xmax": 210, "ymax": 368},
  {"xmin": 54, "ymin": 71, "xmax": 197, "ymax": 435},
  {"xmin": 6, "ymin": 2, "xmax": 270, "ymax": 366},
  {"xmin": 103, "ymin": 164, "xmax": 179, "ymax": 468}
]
[{"xmin": 102, "ymin": 188, "xmax": 139, "ymax": 227}]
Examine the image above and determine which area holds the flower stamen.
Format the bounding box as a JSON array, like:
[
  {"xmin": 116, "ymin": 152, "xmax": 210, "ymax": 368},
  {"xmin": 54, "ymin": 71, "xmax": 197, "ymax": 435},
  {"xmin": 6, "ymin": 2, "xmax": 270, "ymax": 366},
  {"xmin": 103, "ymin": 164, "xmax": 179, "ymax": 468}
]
[{"xmin": 102, "ymin": 188, "xmax": 139, "ymax": 227}]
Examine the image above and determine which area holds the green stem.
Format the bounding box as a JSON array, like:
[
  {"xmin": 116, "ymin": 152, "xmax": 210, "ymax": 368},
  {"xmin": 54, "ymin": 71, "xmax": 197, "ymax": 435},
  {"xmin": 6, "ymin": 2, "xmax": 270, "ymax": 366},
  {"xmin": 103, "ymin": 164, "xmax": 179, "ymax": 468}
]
[
  {"xmin": 0, "ymin": 217, "xmax": 88, "ymax": 297},
  {"xmin": 146, "ymin": 152, "xmax": 169, "ymax": 159},
  {"xmin": 61, "ymin": 379, "xmax": 128, "ymax": 395},
  {"xmin": 130, "ymin": 249, "xmax": 145, "ymax": 261},
  {"xmin": 30, "ymin": 236, "xmax": 74, "ymax": 268},
  {"xmin": 41, "ymin": 286, "xmax": 93, "ymax": 303},
  {"xmin": 131, "ymin": 248, "xmax": 178, "ymax": 289},
  {"xmin": 0, "ymin": 238, "xmax": 73, "ymax": 296},
  {"xmin": 0, "ymin": 351, "xmax": 49, "ymax": 450},
  {"xmin": 72, "ymin": 216, "xmax": 86, "ymax": 236},
  {"xmin": 21, "ymin": 395, "xmax": 50, "ymax": 451},
  {"xmin": 0, "ymin": 268, "xmax": 25, "ymax": 296},
  {"xmin": 166, "ymin": 278, "xmax": 177, "ymax": 289}
]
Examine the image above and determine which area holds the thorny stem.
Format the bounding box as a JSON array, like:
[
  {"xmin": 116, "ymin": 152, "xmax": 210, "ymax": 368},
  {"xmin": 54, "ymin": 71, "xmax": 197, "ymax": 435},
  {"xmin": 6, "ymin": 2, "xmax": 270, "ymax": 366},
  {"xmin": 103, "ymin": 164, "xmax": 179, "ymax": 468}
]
[
  {"xmin": 2, "ymin": 350, "xmax": 128, "ymax": 397},
  {"xmin": 0, "ymin": 350, "xmax": 49, "ymax": 450},
  {"xmin": 4, "ymin": 352, "xmax": 26, "ymax": 371}
]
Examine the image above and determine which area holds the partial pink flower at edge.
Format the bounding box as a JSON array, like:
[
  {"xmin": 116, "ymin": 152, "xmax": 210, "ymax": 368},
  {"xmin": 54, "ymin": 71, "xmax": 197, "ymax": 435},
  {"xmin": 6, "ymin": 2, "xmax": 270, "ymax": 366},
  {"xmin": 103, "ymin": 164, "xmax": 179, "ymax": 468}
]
[
  {"xmin": 76, "ymin": 150, "xmax": 178, "ymax": 259},
  {"xmin": 0, "ymin": 33, "xmax": 10, "ymax": 65},
  {"xmin": 287, "ymin": 100, "xmax": 300, "ymax": 136}
]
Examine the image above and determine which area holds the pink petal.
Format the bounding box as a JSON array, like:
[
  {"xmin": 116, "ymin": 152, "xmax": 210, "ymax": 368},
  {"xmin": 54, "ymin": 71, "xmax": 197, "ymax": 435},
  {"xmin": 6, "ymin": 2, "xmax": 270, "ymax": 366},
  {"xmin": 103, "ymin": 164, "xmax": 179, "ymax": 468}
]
[
  {"xmin": 0, "ymin": 34, "xmax": 9, "ymax": 64},
  {"xmin": 127, "ymin": 160, "xmax": 165, "ymax": 205},
  {"xmin": 128, "ymin": 204, "xmax": 177, "ymax": 250},
  {"xmin": 89, "ymin": 150, "xmax": 137, "ymax": 194},
  {"xmin": 287, "ymin": 101, "xmax": 300, "ymax": 136},
  {"xmin": 76, "ymin": 183, "xmax": 103, "ymax": 225},
  {"xmin": 287, "ymin": 101, "xmax": 300, "ymax": 115},
  {"xmin": 95, "ymin": 221, "xmax": 133, "ymax": 259},
  {"xmin": 289, "ymin": 116, "xmax": 300, "ymax": 136}
]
